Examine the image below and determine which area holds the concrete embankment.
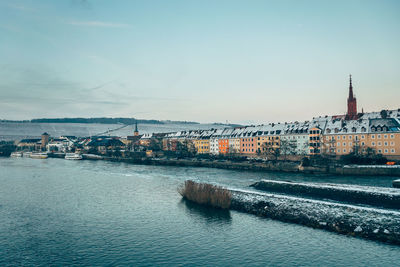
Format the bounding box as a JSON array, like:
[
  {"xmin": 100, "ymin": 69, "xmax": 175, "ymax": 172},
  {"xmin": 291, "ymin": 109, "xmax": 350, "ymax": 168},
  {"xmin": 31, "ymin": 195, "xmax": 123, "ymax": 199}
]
[
  {"xmin": 251, "ymin": 180, "xmax": 400, "ymax": 210},
  {"xmin": 46, "ymin": 153, "xmax": 400, "ymax": 177},
  {"xmin": 229, "ymin": 188, "xmax": 400, "ymax": 245},
  {"xmin": 394, "ymin": 180, "xmax": 400, "ymax": 188},
  {"xmin": 301, "ymin": 165, "xmax": 400, "ymax": 177},
  {"xmin": 108, "ymin": 157, "xmax": 400, "ymax": 177},
  {"xmin": 100, "ymin": 157, "xmax": 301, "ymax": 172}
]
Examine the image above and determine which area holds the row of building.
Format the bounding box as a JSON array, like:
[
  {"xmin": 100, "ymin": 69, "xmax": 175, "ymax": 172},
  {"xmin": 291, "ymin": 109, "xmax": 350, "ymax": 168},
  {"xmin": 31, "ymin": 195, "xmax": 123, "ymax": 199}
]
[
  {"xmin": 15, "ymin": 77, "xmax": 400, "ymax": 160},
  {"xmin": 161, "ymin": 76, "xmax": 400, "ymax": 159}
]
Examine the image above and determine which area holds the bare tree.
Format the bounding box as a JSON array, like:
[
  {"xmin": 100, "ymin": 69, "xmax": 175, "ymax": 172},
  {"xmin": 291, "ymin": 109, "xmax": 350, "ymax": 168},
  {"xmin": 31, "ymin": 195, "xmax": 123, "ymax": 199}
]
[{"xmin": 262, "ymin": 139, "xmax": 281, "ymax": 161}]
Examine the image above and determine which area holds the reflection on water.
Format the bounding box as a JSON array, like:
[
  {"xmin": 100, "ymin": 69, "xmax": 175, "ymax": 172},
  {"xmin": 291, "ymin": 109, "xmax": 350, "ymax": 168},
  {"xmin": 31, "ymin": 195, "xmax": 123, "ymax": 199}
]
[{"xmin": 179, "ymin": 198, "xmax": 232, "ymax": 225}]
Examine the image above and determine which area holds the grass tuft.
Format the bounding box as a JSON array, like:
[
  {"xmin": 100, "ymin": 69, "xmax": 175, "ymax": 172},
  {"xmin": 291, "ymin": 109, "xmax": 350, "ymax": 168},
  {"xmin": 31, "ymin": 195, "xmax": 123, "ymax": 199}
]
[{"xmin": 178, "ymin": 180, "xmax": 231, "ymax": 209}]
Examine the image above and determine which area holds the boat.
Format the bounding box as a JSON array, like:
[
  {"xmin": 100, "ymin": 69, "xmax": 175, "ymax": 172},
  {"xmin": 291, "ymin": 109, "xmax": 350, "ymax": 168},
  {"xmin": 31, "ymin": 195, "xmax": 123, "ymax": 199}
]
[
  {"xmin": 30, "ymin": 153, "xmax": 48, "ymax": 159},
  {"xmin": 65, "ymin": 153, "xmax": 83, "ymax": 160},
  {"xmin": 10, "ymin": 152, "xmax": 23, "ymax": 157},
  {"xmin": 393, "ymin": 179, "xmax": 400, "ymax": 188},
  {"xmin": 23, "ymin": 152, "xmax": 32, "ymax": 158}
]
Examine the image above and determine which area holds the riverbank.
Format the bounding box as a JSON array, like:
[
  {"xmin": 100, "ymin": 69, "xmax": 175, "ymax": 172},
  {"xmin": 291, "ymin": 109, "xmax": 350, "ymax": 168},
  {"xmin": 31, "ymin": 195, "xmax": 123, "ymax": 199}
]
[
  {"xmin": 30, "ymin": 152, "xmax": 400, "ymax": 177},
  {"xmin": 75, "ymin": 154, "xmax": 400, "ymax": 177}
]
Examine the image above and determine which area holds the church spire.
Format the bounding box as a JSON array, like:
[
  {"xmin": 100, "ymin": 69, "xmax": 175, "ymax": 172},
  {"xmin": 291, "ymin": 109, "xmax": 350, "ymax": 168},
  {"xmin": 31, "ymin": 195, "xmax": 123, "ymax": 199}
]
[
  {"xmin": 346, "ymin": 74, "xmax": 357, "ymax": 120},
  {"xmin": 348, "ymin": 74, "xmax": 354, "ymax": 99}
]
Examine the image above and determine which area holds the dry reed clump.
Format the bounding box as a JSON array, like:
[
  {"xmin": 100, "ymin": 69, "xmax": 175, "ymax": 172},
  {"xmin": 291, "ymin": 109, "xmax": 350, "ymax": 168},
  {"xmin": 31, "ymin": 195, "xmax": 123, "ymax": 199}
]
[{"xmin": 178, "ymin": 180, "xmax": 231, "ymax": 209}]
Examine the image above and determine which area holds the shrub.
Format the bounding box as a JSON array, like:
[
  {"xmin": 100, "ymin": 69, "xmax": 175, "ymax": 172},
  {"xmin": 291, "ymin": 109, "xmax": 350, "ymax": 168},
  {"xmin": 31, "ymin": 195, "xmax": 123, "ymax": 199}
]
[{"xmin": 178, "ymin": 180, "xmax": 231, "ymax": 209}]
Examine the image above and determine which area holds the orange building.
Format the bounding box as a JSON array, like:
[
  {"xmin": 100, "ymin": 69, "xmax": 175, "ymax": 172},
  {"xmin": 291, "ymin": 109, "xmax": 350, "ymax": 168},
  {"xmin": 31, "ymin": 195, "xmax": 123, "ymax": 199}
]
[{"xmin": 218, "ymin": 139, "xmax": 229, "ymax": 154}]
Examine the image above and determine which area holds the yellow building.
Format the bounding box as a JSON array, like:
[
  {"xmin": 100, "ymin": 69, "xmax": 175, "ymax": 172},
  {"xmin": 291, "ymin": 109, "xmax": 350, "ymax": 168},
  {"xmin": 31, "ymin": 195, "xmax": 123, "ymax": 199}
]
[
  {"xmin": 309, "ymin": 127, "xmax": 322, "ymax": 155},
  {"xmin": 322, "ymin": 116, "xmax": 400, "ymax": 159},
  {"xmin": 256, "ymin": 136, "xmax": 280, "ymax": 154},
  {"xmin": 194, "ymin": 139, "xmax": 210, "ymax": 154}
]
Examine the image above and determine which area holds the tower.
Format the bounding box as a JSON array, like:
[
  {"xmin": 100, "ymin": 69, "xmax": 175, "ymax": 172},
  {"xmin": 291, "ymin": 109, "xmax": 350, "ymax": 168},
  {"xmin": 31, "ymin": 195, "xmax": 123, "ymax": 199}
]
[
  {"xmin": 41, "ymin": 132, "xmax": 49, "ymax": 149},
  {"xmin": 346, "ymin": 75, "xmax": 357, "ymax": 120},
  {"xmin": 134, "ymin": 121, "xmax": 139, "ymax": 136}
]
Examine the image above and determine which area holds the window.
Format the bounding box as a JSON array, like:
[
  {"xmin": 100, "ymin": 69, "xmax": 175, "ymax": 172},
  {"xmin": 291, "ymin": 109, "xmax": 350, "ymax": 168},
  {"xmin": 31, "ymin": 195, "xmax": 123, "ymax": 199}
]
[
  {"xmin": 349, "ymin": 136, "xmax": 352, "ymax": 140},
  {"xmin": 384, "ymin": 142, "xmax": 388, "ymax": 146},
  {"xmin": 391, "ymin": 142, "xmax": 394, "ymax": 146},
  {"xmin": 361, "ymin": 142, "xmax": 365, "ymax": 146},
  {"xmin": 349, "ymin": 142, "xmax": 352, "ymax": 146},
  {"xmin": 343, "ymin": 136, "xmax": 346, "ymax": 140},
  {"xmin": 378, "ymin": 149, "xmax": 382, "ymax": 153},
  {"xmin": 372, "ymin": 142, "xmax": 376, "ymax": 146},
  {"xmin": 337, "ymin": 136, "xmax": 341, "ymax": 140},
  {"xmin": 361, "ymin": 135, "xmax": 365, "ymax": 139},
  {"xmin": 371, "ymin": 134, "xmax": 375, "ymax": 139},
  {"xmin": 378, "ymin": 141, "xmax": 382, "ymax": 146},
  {"xmin": 343, "ymin": 149, "xmax": 346, "ymax": 153},
  {"xmin": 377, "ymin": 134, "xmax": 381, "ymax": 139},
  {"xmin": 337, "ymin": 149, "xmax": 341, "ymax": 153},
  {"xmin": 337, "ymin": 142, "xmax": 340, "ymax": 146},
  {"xmin": 384, "ymin": 149, "xmax": 388, "ymax": 153},
  {"xmin": 391, "ymin": 149, "xmax": 395, "ymax": 153},
  {"xmin": 390, "ymin": 134, "xmax": 394, "ymax": 139},
  {"xmin": 343, "ymin": 142, "xmax": 346, "ymax": 146}
]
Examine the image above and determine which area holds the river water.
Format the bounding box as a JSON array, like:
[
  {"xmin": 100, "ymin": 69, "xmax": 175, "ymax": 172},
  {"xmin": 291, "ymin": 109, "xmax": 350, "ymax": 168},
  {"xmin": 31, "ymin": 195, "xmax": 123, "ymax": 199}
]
[{"xmin": 0, "ymin": 157, "xmax": 399, "ymax": 266}]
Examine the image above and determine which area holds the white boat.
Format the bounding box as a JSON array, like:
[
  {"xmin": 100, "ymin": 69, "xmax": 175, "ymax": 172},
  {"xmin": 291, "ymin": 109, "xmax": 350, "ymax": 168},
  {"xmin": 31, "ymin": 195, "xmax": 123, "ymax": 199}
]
[
  {"xmin": 65, "ymin": 153, "xmax": 82, "ymax": 160},
  {"xmin": 10, "ymin": 152, "xmax": 23, "ymax": 157},
  {"xmin": 23, "ymin": 152, "xmax": 32, "ymax": 158},
  {"xmin": 30, "ymin": 153, "xmax": 48, "ymax": 159}
]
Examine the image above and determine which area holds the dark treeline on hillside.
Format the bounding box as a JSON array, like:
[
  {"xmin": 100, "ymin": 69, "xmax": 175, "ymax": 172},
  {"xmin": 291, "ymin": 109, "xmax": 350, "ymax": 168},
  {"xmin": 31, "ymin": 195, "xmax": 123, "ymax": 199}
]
[
  {"xmin": 31, "ymin": 118, "xmax": 161, "ymax": 124},
  {"xmin": 0, "ymin": 117, "xmax": 200, "ymax": 125}
]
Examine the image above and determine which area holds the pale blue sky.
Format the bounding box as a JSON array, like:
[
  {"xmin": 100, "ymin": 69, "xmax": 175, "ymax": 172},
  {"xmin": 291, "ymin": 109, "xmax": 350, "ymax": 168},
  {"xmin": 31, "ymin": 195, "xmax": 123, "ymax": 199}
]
[{"xmin": 0, "ymin": 0, "xmax": 399, "ymax": 124}]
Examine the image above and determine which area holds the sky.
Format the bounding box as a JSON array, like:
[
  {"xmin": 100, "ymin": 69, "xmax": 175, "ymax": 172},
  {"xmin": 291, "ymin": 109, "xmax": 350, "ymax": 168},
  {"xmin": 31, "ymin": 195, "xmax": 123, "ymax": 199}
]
[{"xmin": 0, "ymin": 0, "xmax": 399, "ymax": 124}]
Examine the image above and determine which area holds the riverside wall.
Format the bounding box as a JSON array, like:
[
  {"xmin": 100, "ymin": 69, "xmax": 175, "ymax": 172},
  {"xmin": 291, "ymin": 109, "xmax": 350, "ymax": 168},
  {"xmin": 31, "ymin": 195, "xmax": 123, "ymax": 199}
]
[
  {"xmin": 45, "ymin": 153, "xmax": 400, "ymax": 177},
  {"xmin": 103, "ymin": 156, "xmax": 400, "ymax": 177}
]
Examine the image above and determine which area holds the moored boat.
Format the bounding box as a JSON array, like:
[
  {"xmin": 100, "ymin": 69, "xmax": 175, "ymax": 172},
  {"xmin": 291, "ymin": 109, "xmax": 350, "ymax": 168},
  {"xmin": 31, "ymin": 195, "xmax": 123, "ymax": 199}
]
[
  {"xmin": 30, "ymin": 152, "xmax": 48, "ymax": 159},
  {"xmin": 10, "ymin": 152, "xmax": 23, "ymax": 157},
  {"xmin": 65, "ymin": 153, "xmax": 83, "ymax": 160},
  {"xmin": 23, "ymin": 152, "xmax": 32, "ymax": 158}
]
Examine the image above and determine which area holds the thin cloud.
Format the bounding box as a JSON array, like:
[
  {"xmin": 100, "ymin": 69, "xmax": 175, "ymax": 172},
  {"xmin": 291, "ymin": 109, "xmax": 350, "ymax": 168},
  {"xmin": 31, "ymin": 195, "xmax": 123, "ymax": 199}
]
[
  {"xmin": 7, "ymin": 3, "xmax": 36, "ymax": 12},
  {"xmin": 68, "ymin": 20, "xmax": 131, "ymax": 28}
]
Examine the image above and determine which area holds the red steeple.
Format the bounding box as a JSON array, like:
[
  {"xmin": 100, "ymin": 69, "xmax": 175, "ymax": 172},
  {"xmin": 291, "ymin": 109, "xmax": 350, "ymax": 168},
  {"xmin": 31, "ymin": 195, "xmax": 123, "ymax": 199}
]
[{"xmin": 346, "ymin": 74, "xmax": 357, "ymax": 120}]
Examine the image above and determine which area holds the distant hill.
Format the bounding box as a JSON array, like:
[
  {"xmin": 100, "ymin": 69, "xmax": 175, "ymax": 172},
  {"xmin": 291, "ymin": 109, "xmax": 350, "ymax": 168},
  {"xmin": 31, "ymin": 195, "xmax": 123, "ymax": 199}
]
[{"xmin": 0, "ymin": 117, "xmax": 200, "ymax": 125}]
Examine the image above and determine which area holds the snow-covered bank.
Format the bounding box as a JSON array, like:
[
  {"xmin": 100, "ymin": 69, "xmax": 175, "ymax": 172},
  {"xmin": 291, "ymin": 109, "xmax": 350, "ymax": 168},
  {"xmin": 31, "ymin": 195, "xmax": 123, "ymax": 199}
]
[
  {"xmin": 251, "ymin": 179, "xmax": 400, "ymax": 209},
  {"xmin": 229, "ymin": 188, "xmax": 400, "ymax": 245},
  {"xmin": 179, "ymin": 181, "xmax": 400, "ymax": 245}
]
